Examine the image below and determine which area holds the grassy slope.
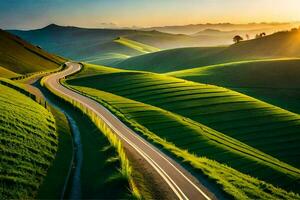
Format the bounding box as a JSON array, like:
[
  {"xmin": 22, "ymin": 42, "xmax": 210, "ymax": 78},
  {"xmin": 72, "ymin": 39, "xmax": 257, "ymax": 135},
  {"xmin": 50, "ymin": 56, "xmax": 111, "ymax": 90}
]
[
  {"xmin": 37, "ymin": 107, "xmax": 73, "ymax": 199},
  {"xmin": 0, "ymin": 29, "xmax": 64, "ymax": 75},
  {"xmin": 8, "ymin": 25, "xmax": 172, "ymax": 61},
  {"xmin": 10, "ymin": 24, "xmax": 242, "ymax": 66},
  {"xmin": 65, "ymin": 83, "xmax": 299, "ymax": 198},
  {"xmin": 116, "ymin": 28, "xmax": 300, "ymax": 72},
  {"xmin": 115, "ymin": 47, "xmax": 226, "ymax": 72},
  {"xmin": 0, "ymin": 66, "xmax": 20, "ymax": 78},
  {"xmin": 114, "ymin": 37, "xmax": 160, "ymax": 53},
  {"xmin": 0, "ymin": 82, "xmax": 57, "ymax": 199},
  {"xmin": 68, "ymin": 66, "xmax": 300, "ymax": 168},
  {"xmin": 39, "ymin": 78, "xmax": 140, "ymax": 199},
  {"xmin": 168, "ymin": 58, "xmax": 300, "ymax": 114},
  {"xmin": 66, "ymin": 64, "xmax": 300, "ymax": 194},
  {"xmin": 80, "ymin": 37, "xmax": 160, "ymax": 66}
]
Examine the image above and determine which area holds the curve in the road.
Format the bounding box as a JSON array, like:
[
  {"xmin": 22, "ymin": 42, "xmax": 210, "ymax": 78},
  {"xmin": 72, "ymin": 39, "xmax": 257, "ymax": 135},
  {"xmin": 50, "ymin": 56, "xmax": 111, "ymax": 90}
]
[{"xmin": 43, "ymin": 62, "xmax": 215, "ymax": 200}]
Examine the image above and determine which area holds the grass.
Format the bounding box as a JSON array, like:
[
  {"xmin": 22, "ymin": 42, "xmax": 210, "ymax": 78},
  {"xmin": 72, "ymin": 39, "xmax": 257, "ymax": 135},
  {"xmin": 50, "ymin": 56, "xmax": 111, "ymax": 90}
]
[
  {"xmin": 65, "ymin": 84, "xmax": 300, "ymax": 199},
  {"xmin": 12, "ymin": 65, "xmax": 63, "ymax": 84},
  {"xmin": 115, "ymin": 28, "xmax": 300, "ymax": 72},
  {"xmin": 0, "ymin": 66, "xmax": 20, "ymax": 78},
  {"xmin": 10, "ymin": 24, "xmax": 233, "ymax": 66},
  {"xmin": 38, "ymin": 83, "xmax": 139, "ymax": 199},
  {"xmin": 67, "ymin": 66, "xmax": 300, "ymax": 169},
  {"xmin": 41, "ymin": 75, "xmax": 141, "ymax": 199},
  {"xmin": 0, "ymin": 29, "xmax": 65, "ymax": 75},
  {"xmin": 114, "ymin": 37, "xmax": 160, "ymax": 53},
  {"xmin": 37, "ymin": 106, "xmax": 73, "ymax": 199},
  {"xmin": 0, "ymin": 79, "xmax": 57, "ymax": 199},
  {"xmin": 167, "ymin": 58, "xmax": 300, "ymax": 114},
  {"xmin": 79, "ymin": 37, "xmax": 160, "ymax": 66},
  {"xmin": 66, "ymin": 64, "xmax": 300, "ymax": 193},
  {"xmin": 115, "ymin": 46, "xmax": 226, "ymax": 72}
]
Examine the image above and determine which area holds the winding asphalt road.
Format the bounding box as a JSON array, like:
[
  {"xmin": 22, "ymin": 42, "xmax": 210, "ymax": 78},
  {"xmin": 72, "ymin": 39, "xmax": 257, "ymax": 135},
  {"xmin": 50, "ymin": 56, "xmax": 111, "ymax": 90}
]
[{"xmin": 43, "ymin": 62, "xmax": 215, "ymax": 200}]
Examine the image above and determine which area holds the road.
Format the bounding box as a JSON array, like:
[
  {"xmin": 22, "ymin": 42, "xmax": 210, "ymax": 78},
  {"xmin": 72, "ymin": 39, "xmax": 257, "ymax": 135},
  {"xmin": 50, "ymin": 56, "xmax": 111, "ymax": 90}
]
[{"xmin": 43, "ymin": 62, "xmax": 216, "ymax": 200}]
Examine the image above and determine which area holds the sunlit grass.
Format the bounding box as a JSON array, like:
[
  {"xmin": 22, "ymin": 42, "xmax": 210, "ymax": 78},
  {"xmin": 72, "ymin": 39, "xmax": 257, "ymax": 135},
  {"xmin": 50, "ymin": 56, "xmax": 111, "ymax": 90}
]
[
  {"xmin": 114, "ymin": 37, "xmax": 160, "ymax": 54},
  {"xmin": 41, "ymin": 75, "xmax": 141, "ymax": 199},
  {"xmin": 66, "ymin": 84, "xmax": 300, "ymax": 200},
  {"xmin": 0, "ymin": 78, "xmax": 57, "ymax": 199}
]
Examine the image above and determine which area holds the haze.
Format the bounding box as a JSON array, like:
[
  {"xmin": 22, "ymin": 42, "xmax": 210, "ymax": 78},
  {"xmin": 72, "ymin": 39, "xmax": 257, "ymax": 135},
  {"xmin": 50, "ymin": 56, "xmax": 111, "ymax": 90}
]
[{"xmin": 1, "ymin": 0, "xmax": 300, "ymax": 29}]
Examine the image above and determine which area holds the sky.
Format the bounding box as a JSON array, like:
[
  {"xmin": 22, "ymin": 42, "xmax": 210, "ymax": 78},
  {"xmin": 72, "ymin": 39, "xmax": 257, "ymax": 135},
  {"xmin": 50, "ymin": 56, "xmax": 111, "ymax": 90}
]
[{"xmin": 1, "ymin": 0, "xmax": 300, "ymax": 30}]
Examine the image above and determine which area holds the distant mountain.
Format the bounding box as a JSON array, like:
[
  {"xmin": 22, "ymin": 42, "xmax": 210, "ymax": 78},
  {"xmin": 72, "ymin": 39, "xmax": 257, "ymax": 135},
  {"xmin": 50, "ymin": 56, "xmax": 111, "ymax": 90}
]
[
  {"xmin": 115, "ymin": 28, "xmax": 300, "ymax": 72},
  {"xmin": 142, "ymin": 22, "xmax": 300, "ymax": 35},
  {"xmin": 9, "ymin": 24, "xmax": 250, "ymax": 65},
  {"xmin": 0, "ymin": 29, "xmax": 64, "ymax": 76}
]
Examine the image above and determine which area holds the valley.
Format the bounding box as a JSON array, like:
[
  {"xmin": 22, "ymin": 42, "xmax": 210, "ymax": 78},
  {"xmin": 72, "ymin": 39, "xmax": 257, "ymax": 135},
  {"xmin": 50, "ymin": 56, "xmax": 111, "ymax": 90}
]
[{"xmin": 1, "ymin": 2, "xmax": 300, "ymax": 199}]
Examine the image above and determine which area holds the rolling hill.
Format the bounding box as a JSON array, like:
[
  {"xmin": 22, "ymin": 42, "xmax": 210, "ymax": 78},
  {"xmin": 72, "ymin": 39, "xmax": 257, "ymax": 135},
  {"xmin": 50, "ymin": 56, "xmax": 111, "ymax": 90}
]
[
  {"xmin": 115, "ymin": 28, "xmax": 300, "ymax": 72},
  {"xmin": 66, "ymin": 64, "xmax": 300, "ymax": 196},
  {"xmin": 168, "ymin": 58, "xmax": 300, "ymax": 114},
  {"xmin": 0, "ymin": 80, "xmax": 57, "ymax": 199},
  {"xmin": 0, "ymin": 29, "xmax": 64, "ymax": 76},
  {"xmin": 78, "ymin": 37, "xmax": 160, "ymax": 65},
  {"xmin": 8, "ymin": 23, "xmax": 264, "ymax": 66},
  {"xmin": 142, "ymin": 22, "xmax": 299, "ymax": 34},
  {"xmin": 115, "ymin": 46, "xmax": 226, "ymax": 72}
]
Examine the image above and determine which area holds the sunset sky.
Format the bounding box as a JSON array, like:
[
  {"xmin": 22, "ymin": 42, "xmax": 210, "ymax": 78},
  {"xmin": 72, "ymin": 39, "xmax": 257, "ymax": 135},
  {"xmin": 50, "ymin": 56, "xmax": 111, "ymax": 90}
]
[{"xmin": 1, "ymin": 0, "xmax": 300, "ymax": 29}]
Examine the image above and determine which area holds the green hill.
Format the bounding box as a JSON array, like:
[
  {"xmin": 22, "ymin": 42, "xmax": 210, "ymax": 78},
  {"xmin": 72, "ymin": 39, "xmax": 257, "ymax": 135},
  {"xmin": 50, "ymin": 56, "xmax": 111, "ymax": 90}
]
[
  {"xmin": 115, "ymin": 46, "xmax": 226, "ymax": 72},
  {"xmin": 0, "ymin": 80, "xmax": 57, "ymax": 199},
  {"xmin": 9, "ymin": 24, "xmax": 247, "ymax": 66},
  {"xmin": 114, "ymin": 37, "xmax": 160, "ymax": 53},
  {"xmin": 79, "ymin": 37, "xmax": 160, "ymax": 65},
  {"xmin": 0, "ymin": 29, "xmax": 64, "ymax": 75},
  {"xmin": 66, "ymin": 64, "xmax": 300, "ymax": 195},
  {"xmin": 168, "ymin": 58, "xmax": 300, "ymax": 114},
  {"xmin": 115, "ymin": 28, "xmax": 300, "ymax": 72},
  {"xmin": 142, "ymin": 22, "xmax": 298, "ymax": 35}
]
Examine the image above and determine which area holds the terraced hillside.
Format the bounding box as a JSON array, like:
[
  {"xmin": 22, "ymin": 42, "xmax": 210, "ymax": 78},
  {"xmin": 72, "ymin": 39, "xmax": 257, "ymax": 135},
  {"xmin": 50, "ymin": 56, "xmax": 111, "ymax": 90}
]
[
  {"xmin": 115, "ymin": 28, "xmax": 300, "ymax": 72},
  {"xmin": 0, "ymin": 29, "xmax": 64, "ymax": 75},
  {"xmin": 66, "ymin": 64, "xmax": 300, "ymax": 195},
  {"xmin": 68, "ymin": 68, "xmax": 300, "ymax": 169},
  {"xmin": 67, "ymin": 85, "xmax": 300, "ymax": 199},
  {"xmin": 0, "ymin": 81, "xmax": 57, "ymax": 199},
  {"xmin": 168, "ymin": 58, "xmax": 300, "ymax": 114}
]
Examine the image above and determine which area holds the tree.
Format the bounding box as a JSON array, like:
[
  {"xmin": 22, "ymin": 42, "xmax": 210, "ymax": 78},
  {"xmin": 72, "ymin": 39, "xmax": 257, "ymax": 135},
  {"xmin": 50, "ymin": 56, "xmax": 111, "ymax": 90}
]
[
  {"xmin": 255, "ymin": 32, "xmax": 267, "ymax": 39},
  {"xmin": 260, "ymin": 32, "xmax": 266, "ymax": 37},
  {"xmin": 233, "ymin": 35, "xmax": 243, "ymax": 43}
]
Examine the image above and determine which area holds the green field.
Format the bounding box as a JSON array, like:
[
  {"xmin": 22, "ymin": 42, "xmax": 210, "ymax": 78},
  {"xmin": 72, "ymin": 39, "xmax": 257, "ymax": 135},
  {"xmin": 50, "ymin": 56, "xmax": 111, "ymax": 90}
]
[
  {"xmin": 10, "ymin": 24, "xmax": 235, "ymax": 63},
  {"xmin": 0, "ymin": 81, "xmax": 57, "ymax": 199},
  {"xmin": 40, "ymin": 75, "xmax": 142, "ymax": 199},
  {"xmin": 115, "ymin": 28, "xmax": 300, "ymax": 72},
  {"xmin": 115, "ymin": 46, "xmax": 226, "ymax": 72},
  {"xmin": 80, "ymin": 37, "xmax": 160, "ymax": 66},
  {"xmin": 168, "ymin": 58, "xmax": 300, "ymax": 114},
  {"xmin": 114, "ymin": 37, "xmax": 160, "ymax": 53},
  {"xmin": 65, "ymin": 64, "xmax": 300, "ymax": 197},
  {"xmin": 68, "ymin": 65, "xmax": 300, "ymax": 168},
  {"xmin": 65, "ymin": 82, "xmax": 299, "ymax": 199},
  {"xmin": 0, "ymin": 29, "xmax": 64, "ymax": 75},
  {"xmin": 37, "ymin": 107, "xmax": 73, "ymax": 199}
]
